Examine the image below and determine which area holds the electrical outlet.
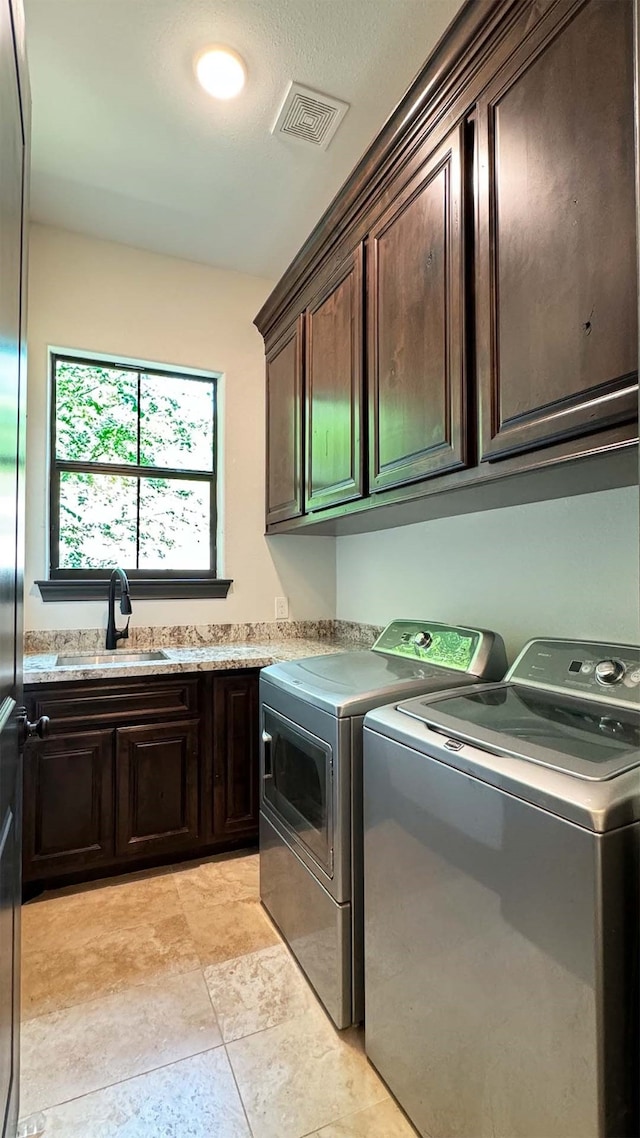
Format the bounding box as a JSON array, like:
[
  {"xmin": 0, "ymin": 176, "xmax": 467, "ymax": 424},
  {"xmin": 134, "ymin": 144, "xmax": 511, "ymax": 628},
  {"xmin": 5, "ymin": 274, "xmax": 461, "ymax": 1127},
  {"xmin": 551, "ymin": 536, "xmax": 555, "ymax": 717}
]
[{"xmin": 275, "ymin": 596, "xmax": 289, "ymax": 620}]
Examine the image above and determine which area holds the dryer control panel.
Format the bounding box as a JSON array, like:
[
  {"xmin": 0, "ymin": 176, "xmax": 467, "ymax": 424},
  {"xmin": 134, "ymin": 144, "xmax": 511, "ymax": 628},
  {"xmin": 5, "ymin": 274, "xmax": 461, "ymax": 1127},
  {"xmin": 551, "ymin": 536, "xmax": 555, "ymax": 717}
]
[
  {"xmin": 509, "ymin": 639, "xmax": 640, "ymax": 709},
  {"xmin": 371, "ymin": 621, "xmax": 506, "ymax": 679}
]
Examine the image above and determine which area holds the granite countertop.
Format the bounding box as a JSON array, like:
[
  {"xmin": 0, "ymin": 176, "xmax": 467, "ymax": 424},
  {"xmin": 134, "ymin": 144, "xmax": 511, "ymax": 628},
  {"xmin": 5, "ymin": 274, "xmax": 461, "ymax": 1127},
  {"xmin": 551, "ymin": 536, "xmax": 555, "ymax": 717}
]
[{"xmin": 23, "ymin": 637, "xmax": 351, "ymax": 685}]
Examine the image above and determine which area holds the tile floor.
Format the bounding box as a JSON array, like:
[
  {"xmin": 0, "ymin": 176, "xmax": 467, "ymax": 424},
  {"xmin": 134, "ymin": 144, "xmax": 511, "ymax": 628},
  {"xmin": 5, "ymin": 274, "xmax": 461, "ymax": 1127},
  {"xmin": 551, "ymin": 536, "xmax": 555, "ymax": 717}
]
[{"xmin": 20, "ymin": 850, "xmax": 417, "ymax": 1137}]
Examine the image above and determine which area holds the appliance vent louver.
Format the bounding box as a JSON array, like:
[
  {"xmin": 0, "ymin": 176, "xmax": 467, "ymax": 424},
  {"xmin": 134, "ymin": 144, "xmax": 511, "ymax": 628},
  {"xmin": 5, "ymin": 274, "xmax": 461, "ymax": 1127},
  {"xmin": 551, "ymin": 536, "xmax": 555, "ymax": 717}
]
[{"xmin": 272, "ymin": 82, "xmax": 349, "ymax": 150}]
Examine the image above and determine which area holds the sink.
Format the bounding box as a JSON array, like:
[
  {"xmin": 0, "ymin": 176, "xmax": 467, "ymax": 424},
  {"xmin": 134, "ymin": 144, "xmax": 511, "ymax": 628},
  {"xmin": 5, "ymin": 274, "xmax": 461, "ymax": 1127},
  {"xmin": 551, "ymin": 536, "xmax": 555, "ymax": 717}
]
[{"xmin": 55, "ymin": 651, "xmax": 169, "ymax": 666}]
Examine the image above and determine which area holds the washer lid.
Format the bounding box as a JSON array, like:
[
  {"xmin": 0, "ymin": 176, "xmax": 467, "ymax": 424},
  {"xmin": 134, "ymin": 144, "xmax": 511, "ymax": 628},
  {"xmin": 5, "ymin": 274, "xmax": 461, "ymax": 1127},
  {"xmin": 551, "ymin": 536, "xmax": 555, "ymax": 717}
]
[{"xmin": 399, "ymin": 684, "xmax": 640, "ymax": 781}]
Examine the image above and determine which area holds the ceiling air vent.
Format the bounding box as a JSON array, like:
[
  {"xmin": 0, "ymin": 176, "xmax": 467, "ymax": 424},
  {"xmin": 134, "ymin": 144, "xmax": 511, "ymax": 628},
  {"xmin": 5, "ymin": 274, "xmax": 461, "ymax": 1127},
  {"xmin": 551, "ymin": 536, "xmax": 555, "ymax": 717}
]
[{"xmin": 272, "ymin": 82, "xmax": 349, "ymax": 150}]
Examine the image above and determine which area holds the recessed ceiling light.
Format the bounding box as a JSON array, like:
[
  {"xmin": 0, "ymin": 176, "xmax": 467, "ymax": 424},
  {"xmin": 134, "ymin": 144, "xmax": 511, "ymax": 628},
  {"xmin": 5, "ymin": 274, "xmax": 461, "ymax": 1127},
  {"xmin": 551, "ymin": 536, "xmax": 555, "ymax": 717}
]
[{"xmin": 195, "ymin": 47, "xmax": 246, "ymax": 100}]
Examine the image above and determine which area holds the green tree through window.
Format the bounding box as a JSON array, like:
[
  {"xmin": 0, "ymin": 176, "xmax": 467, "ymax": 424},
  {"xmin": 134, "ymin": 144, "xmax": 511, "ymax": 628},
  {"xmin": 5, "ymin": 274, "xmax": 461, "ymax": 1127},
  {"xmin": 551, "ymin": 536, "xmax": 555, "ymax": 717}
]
[{"xmin": 50, "ymin": 355, "xmax": 217, "ymax": 577}]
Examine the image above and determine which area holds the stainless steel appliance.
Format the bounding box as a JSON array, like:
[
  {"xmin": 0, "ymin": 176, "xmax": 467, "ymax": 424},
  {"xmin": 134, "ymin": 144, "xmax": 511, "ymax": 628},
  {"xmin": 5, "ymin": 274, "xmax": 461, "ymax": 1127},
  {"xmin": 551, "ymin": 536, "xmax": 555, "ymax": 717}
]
[
  {"xmin": 259, "ymin": 620, "xmax": 507, "ymax": 1029},
  {"xmin": 363, "ymin": 637, "xmax": 640, "ymax": 1138}
]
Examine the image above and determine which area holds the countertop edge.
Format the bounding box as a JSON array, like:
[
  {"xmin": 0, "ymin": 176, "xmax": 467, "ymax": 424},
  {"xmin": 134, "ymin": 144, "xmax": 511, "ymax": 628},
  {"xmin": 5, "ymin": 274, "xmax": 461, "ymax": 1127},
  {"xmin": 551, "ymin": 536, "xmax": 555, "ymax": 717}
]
[{"xmin": 22, "ymin": 638, "xmax": 352, "ymax": 685}]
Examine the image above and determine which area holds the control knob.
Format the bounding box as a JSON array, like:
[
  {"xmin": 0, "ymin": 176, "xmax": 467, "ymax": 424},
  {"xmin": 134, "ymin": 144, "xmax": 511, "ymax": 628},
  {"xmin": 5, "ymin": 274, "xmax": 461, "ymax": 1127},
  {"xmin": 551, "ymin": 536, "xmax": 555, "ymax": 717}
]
[
  {"xmin": 414, "ymin": 631, "xmax": 433, "ymax": 649},
  {"xmin": 594, "ymin": 659, "xmax": 625, "ymax": 686}
]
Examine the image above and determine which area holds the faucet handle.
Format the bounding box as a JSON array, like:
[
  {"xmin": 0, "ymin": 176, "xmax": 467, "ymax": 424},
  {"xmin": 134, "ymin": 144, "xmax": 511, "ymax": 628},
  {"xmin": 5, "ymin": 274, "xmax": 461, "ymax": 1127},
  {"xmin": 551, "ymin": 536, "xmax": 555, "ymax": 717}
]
[{"xmin": 117, "ymin": 618, "xmax": 130, "ymax": 644}]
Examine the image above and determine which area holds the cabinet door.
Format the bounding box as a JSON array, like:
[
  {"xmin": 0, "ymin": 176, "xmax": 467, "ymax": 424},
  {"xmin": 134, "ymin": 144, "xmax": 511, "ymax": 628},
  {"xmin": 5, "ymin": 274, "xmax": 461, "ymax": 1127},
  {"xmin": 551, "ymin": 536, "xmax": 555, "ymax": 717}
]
[
  {"xmin": 22, "ymin": 731, "xmax": 114, "ymax": 878},
  {"xmin": 306, "ymin": 247, "xmax": 364, "ymax": 510},
  {"xmin": 266, "ymin": 316, "xmax": 304, "ymax": 524},
  {"xmin": 213, "ymin": 674, "xmax": 259, "ymax": 839},
  {"xmin": 476, "ymin": 0, "xmax": 637, "ymax": 461},
  {"xmin": 368, "ymin": 124, "xmax": 467, "ymax": 492},
  {"xmin": 115, "ymin": 721, "xmax": 199, "ymax": 857}
]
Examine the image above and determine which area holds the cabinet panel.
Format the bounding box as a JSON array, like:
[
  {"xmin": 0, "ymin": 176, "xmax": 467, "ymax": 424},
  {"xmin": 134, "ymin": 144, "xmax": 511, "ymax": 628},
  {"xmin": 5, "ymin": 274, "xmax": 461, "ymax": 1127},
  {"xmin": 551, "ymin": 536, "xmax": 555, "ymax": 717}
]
[
  {"xmin": 476, "ymin": 0, "xmax": 638, "ymax": 461},
  {"xmin": 32, "ymin": 677, "xmax": 199, "ymax": 731},
  {"xmin": 368, "ymin": 124, "xmax": 467, "ymax": 492},
  {"xmin": 306, "ymin": 246, "xmax": 364, "ymax": 510},
  {"xmin": 213, "ymin": 674, "xmax": 259, "ymax": 838},
  {"xmin": 266, "ymin": 316, "xmax": 304, "ymax": 524},
  {"xmin": 23, "ymin": 730, "xmax": 114, "ymax": 876},
  {"xmin": 116, "ymin": 721, "xmax": 199, "ymax": 857}
]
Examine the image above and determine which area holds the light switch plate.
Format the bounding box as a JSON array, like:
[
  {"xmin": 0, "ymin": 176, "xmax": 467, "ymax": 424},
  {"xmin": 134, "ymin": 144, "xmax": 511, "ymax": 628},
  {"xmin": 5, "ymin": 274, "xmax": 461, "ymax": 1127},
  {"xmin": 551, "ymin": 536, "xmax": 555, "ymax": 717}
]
[{"xmin": 275, "ymin": 596, "xmax": 289, "ymax": 619}]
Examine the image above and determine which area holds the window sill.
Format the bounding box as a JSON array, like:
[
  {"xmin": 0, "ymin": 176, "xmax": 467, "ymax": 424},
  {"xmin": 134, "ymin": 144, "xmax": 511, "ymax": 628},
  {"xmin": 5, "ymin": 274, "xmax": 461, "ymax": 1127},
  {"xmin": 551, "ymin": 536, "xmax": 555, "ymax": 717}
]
[{"xmin": 35, "ymin": 578, "xmax": 233, "ymax": 602}]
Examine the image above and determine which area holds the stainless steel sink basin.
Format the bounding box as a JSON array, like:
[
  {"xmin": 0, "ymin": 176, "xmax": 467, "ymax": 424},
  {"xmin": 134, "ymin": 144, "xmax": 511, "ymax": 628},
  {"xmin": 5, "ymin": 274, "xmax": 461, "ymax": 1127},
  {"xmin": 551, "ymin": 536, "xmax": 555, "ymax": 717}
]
[{"xmin": 55, "ymin": 651, "xmax": 169, "ymax": 667}]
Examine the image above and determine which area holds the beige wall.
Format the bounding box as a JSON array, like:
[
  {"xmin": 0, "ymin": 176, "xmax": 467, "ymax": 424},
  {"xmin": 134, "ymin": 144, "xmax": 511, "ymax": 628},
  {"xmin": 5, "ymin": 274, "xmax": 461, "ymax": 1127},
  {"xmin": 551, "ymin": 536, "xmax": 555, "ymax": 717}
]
[
  {"xmin": 25, "ymin": 224, "xmax": 336, "ymax": 630},
  {"xmin": 335, "ymin": 486, "xmax": 640, "ymax": 663}
]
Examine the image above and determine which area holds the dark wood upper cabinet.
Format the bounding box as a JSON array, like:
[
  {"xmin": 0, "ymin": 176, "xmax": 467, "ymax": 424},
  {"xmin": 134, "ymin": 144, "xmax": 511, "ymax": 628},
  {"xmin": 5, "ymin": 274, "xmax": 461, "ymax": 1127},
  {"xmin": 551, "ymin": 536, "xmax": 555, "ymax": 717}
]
[
  {"xmin": 265, "ymin": 316, "xmax": 304, "ymax": 524},
  {"xmin": 255, "ymin": 0, "xmax": 638, "ymax": 533},
  {"xmin": 115, "ymin": 720, "xmax": 199, "ymax": 858},
  {"xmin": 305, "ymin": 246, "xmax": 364, "ymax": 510},
  {"xmin": 476, "ymin": 0, "xmax": 638, "ymax": 462},
  {"xmin": 213, "ymin": 673, "xmax": 259, "ymax": 838},
  {"xmin": 23, "ymin": 730, "xmax": 114, "ymax": 873},
  {"xmin": 368, "ymin": 124, "xmax": 467, "ymax": 492}
]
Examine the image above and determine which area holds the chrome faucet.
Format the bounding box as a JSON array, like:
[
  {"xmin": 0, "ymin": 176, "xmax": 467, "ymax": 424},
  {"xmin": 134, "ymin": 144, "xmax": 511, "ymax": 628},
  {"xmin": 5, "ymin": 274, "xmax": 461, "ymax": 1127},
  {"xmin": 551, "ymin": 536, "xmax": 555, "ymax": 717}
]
[{"xmin": 106, "ymin": 568, "xmax": 132, "ymax": 650}]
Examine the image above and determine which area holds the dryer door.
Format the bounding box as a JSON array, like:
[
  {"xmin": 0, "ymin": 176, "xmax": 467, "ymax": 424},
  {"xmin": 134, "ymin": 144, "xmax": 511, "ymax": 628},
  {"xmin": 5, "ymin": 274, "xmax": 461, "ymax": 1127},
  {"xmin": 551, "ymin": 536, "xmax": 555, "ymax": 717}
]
[{"xmin": 262, "ymin": 705, "xmax": 334, "ymax": 879}]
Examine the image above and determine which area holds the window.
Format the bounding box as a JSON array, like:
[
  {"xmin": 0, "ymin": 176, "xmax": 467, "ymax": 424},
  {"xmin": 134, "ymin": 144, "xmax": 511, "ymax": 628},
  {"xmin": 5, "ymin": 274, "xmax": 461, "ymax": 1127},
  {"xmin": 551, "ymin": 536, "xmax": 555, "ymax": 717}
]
[{"xmin": 38, "ymin": 354, "xmax": 231, "ymax": 601}]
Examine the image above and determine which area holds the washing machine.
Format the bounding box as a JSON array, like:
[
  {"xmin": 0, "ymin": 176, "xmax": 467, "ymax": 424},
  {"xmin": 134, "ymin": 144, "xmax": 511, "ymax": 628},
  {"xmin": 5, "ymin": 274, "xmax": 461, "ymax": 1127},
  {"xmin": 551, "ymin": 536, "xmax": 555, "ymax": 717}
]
[{"xmin": 363, "ymin": 637, "xmax": 640, "ymax": 1138}]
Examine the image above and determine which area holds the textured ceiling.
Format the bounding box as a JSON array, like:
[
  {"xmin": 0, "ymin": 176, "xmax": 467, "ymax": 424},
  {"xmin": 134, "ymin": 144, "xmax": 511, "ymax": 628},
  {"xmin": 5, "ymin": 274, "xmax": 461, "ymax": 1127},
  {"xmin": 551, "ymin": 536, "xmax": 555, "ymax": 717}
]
[{"xmin": 25, "ymin": 0, "xmax": 465, "ymax": 278}]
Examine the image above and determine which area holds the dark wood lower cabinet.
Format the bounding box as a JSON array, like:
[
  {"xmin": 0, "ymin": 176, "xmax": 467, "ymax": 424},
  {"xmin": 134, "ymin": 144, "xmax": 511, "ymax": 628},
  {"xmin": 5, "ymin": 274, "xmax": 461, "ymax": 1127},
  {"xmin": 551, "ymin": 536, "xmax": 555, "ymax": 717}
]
[
  {"xmin": 116, "ymin": 721, "xmax": 199, "ymax": 858},
  {"xmin": 23, "ymin": 730, "xmax": 114, "ymax": 875},
  {"xmin": 22, "ymin": 670, "xmax": 260, "ymax": 893},
  {"xmin": 212, "ymin": 674, "xmax": 259, "ymax": 839}
]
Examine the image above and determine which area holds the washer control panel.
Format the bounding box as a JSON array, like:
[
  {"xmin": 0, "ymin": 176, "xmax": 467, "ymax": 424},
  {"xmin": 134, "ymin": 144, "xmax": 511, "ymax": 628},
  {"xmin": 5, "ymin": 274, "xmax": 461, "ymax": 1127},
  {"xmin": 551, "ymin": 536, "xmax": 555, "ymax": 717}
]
[
  {"xmin": 509, "ymin": 639, "xmax": 640, "ymax": 708},
  {"xmin": 594, "ymin": 659, "xmax": 626, "ymax": 686}
]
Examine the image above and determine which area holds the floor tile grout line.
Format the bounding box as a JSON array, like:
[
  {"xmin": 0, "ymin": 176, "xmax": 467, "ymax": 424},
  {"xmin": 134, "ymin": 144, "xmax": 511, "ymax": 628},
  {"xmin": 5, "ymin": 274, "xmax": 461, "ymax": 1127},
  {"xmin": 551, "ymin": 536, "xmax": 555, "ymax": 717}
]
[
  {"xmin": 23, "ymin": 1051, "xmax": 396, "ymax": 1138},
  {"xmin": 21, "ymin": 882, "xmax": 215, "ymax": 1020},
  {"xmin": 20, "ymin": 965, "xmax": 208, "ymax": 1029},
  {"xmin": 195, "ymin": 924, "xmax": 260, "ymax": 1138},
  {"xmin": 202, "ymin": 941, "xmax": 325, "ymax": 1048},
  {"xmin": 21, "ymin": 958, "xmax": 201, "ymax": 1025},
  {"xmin": 200, "ymin": 961, "xmax": 229, "ymax": 1044},
  {"xmin": 22, "ymin": 902, "xmax": 271, "ymax": 1026},
  {"xmin": 170, "ymin": 854, "xmax": 260, "ymax": 918},
  {"xmin": 295, "ymin": 1090, "xmax": 396, "ymax": 1138},
  {"xmin": 221, "ymin": 1004, "xmax": 392, "ymax": 1138},
  {"xmin": 23, "ymin": 851, "xmax": 261, "ymax": 958},
  {"xmin": 20, "ymin": 1040, "xmax": 229, "ymax": 1119},
  {"xmin": 219, "ymin": 1004, "xmax": 312, "ymax": 1048},
  {"xmin": 202, "ymin": 939, "xmax": 381, "ymax": 1061},
  {"xmin": 223, "ymin": 1041, "xmax": 258, "ymax": 1138},
  {"xmin": 21, "ymin": 880, "xmax": 202, "ymax": 1023}
]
